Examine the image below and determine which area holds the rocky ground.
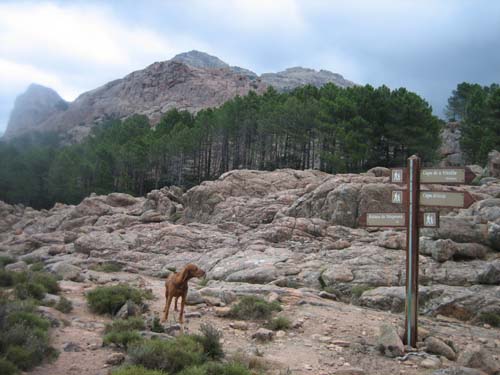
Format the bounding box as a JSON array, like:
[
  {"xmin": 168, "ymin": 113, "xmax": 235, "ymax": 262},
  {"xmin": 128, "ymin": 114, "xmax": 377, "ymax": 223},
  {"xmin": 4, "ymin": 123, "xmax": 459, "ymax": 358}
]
[{"xmin": 1, "ymin": 166, "xmax": 500, "ymax": 374}]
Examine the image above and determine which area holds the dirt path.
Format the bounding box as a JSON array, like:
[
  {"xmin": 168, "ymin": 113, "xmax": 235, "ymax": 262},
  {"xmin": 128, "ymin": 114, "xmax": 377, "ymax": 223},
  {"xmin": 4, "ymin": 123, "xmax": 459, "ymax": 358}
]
[{"xmin": 30, "ymin": 272, "xmax": 500, "ymax": 375}]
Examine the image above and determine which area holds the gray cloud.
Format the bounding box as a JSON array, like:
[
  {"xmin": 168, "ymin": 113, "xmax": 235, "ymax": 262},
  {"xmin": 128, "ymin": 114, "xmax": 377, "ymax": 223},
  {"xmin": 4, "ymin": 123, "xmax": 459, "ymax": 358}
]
[{"xmin": 1, "ymin": 0, "xmax": 499, "ymax": 132}]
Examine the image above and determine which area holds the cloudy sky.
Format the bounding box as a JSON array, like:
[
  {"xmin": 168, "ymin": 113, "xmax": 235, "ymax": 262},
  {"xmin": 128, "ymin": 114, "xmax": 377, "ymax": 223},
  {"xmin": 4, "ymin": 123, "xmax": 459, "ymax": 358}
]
[{"xmin": 1, "ymin": 0, "xmax": 500, "ymax": 134}]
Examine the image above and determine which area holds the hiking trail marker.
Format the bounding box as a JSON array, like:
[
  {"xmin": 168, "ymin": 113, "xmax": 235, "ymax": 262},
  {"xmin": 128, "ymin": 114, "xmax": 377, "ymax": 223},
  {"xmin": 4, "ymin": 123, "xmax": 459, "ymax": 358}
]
[{"xmin": 361, "ymin": 156, "xmax": 475, "ymax": 348}]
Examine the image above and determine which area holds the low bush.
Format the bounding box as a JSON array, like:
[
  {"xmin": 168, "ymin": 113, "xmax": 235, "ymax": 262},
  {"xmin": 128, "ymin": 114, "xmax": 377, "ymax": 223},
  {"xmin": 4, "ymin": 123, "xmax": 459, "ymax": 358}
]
[
  {"xmin": 111, "ymin": 365, "xmax": 166, "ymax": 375},
  {"xmin": 0, "ymin": 282, "xmax": 56, "ymax": 373},
  {"xmin": 194, "ymin": 323, "xmax": 224, "ymax": 360},
  {"xmin": 178, "ymin": 362, "xmax": 251, "ymax": 375},
  {"xmin": 103, "ymin": 317, "xmax": 145, "ymax": 348},
  {"xmin": 0, "ymin": 256, "xmax": 15, "ymax": 268},
  {"xmin": 55, "ymin": 296, "xmax": 73, "ymax": 313},
  {"xmin": 265, "ymin": 316, "xmax": 291, "ymax": 331},
  {"xmin": 0, "ymin": 269, "xmax": 14, "ymax": 287},
  {"xmin": 104, "ymin": 330, "xmax": 143, "ymax": 348},
  {"xmin": 7, "ymin": 311, "xmax": 50, "ymax": 330},
  {"xmin": 30, "ymin": 272, "xmax": 59, "ymax": 294},
  {"xmin": 128, "ymin": 335, "xmax": 204, "ymax": 373},
  {"xmin": 86, "ymin": 284, "xmax": 145, "ymax": 315},
  {"xmin": 478, "ymin": 312, "xmax": 500, "ymax": 327},
  {"xmin": 350, "ymin": 284, "xmax": 373, "ymax": 298},
  {"xmin": 30, "ymin": 262, "xmax": 45, "ymax": 272},
  {"xmin": 228, "ymin": 296, "xmax": 281, "ymax": 321},
  {"xmin": 15, "ymin": 282, "xmax": 46, "ymax": 300},
  {"xmin": 92, "ymin": 262, "xmax": 123, "ymax": 273},
  {"xmin": 105, "ymin": 317, "xmax": 145, "ymax": 333},
  {"xmin": 151, "ymin": 316, "xmax": 165, "ymax": 333},
  {"xmin": 0, "ymin": 358, "xmax": 18, "ymax": 375}
]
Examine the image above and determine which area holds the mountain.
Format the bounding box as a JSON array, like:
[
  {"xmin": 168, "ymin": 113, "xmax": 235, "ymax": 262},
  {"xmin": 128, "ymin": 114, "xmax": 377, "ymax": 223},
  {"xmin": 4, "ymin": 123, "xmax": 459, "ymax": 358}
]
[
  {"xmin": 3, "ymin": 51, "xmax": 355, "ymax": 142},
  {"xmin": 261, "ymin": 66, "xmax": 355, "ymax": 92},
  {"xmin": 4, "ymin": 84, "xmax": 68, "ymax": 139}
]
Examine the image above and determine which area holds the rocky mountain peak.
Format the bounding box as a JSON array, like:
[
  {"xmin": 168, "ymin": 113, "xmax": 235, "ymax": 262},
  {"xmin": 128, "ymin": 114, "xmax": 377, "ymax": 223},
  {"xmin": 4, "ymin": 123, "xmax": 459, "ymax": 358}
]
[
  {"xmin": 4, "ymin": 84, "xmax": 67, "ymax": 139},
  {"xmin": 171, "ymin": 50, "xmax": 230, "ymax": 69}
]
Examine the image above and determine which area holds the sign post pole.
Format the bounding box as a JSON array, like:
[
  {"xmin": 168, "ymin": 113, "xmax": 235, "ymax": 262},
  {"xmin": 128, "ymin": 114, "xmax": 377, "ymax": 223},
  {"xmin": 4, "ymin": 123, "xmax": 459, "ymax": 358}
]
[{"xmin": 405, "ymin": 155, "xmax": 420, "ymax": 347}]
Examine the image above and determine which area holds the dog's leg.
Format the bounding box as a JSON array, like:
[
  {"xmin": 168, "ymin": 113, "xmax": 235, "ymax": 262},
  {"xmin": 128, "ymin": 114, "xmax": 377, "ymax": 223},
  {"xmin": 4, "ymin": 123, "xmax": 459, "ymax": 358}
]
[
  {"xmin": 162, "ymin": 290, "xmax": 173, "ymax": 323},
  {"xmin": 179, "ymin": 291, "xmax": 187, "ymax": 324},
  {"xmin": 163, "ymin": 288, "xmax": 168, "ymax": 312},
  {"xmin": 174, "ymin": 296, "xmax": 179, "ymax": 312}
]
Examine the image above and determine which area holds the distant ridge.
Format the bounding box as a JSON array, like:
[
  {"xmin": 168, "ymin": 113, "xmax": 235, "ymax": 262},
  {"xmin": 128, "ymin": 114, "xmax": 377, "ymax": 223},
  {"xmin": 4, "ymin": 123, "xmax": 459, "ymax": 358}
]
[{"xmin": 4, "ymin": 50, "xmax": 356, "ymax": 142}]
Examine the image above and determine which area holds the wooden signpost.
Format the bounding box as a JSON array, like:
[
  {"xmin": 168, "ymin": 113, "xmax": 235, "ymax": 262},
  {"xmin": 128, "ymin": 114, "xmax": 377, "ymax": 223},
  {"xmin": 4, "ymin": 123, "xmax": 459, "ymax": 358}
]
[{"xmin": 362, "ymin": 156, "xmax": 475, "ymax": 348}]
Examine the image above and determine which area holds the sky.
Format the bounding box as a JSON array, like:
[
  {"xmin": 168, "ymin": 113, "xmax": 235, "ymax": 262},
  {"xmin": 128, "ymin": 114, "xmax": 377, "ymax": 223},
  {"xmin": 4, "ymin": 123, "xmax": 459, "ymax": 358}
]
[{"xmin": 1, "ymin": 0, "xmax": 500, "ymax": 134}]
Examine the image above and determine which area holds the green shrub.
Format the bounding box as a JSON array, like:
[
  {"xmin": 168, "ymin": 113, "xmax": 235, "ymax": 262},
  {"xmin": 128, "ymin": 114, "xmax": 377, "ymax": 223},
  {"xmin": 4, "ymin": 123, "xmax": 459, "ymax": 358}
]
[
  {"xmin": 0, "ymin": 269, "xmax": 14, "ymax": 287},
  {"xmin": 178, "ymin": 362, "xmax": 251, "ymax": 375},
  {"xmin": 265, "ymin": 316, "xmax": 291, "ymax": 331},
  {"xmin": 194, "ymin": 323, "xmax": 223, "ymax": 360},
  {"xmin": 6, "ymin": 345, "xmax": 33, "ymax": 370},
  {"xmin": 151, "ymin": 316, "xmax": 165, "ymax": 333},
  {"xmin": 92, "ymin": 262, "xmax": 123, "ymax": 273},
  {"xmin": 0, "ymin": 358, "xmax": 18, "ymax": 375},
  {"xmin": 7, "ymin": 311, "xmax": 50, "ymax": 330},
  {"xmin": 30, "ymin": 272, "xmax": 59, "ymax": 294},
  {"xmin": 478, "ymin": 312, "xmax": 500, "ymax": 327},
  {"xmin": 15, "ymin": 282, "xmax": 46, "ymax": 300},
  {"xmin": 351, "ymin": 284, "xmax": 373, "ymax": 298},
  {"xmin": 55, "ymin": 296, "xmax": 73, "ymax": 313},
  {"xmin": 128, "ymin": 335, "xmax": 204, "ymax": 373},
  {"xmin": 229, "ymin": 296, "xmax": 281, "ymax": 321},
  {"xmin": 104, "ymin": 330, "xmax": 143, "ymax": 348},
  {"xmin": 30, "ymin": 262, "xmax": 45, "ymax": 272},
  {"xmin": 111, "ymin": 365, "xmax": 167, "ymax": 375},
  {"xmin": 105, "ymin": 317, "xmax": 145, "ymax": 334},
  {"xmin": 86, "ymin": 284, "xmax": 145, "ymax": 315},
  {"xmin": 0, "ymin": 256, "xmax": 15, "ymax": 269}
]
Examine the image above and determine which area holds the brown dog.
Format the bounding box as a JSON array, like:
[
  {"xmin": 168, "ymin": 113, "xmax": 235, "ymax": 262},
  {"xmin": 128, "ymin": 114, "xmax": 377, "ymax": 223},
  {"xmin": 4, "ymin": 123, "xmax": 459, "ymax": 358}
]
[{"xmin": 162, "ymin": 264, "xmax": 205, "ymax": 323}]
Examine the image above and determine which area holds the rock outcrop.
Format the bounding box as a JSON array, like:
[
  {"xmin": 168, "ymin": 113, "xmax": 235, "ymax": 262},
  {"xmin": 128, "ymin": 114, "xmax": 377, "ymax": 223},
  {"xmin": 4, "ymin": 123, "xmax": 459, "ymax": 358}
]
[
  {"xmin": 0, "ymin": 168, "xmax": 499, "ymax": 326},
  {"xmin": 4, "ymin": 84, "xmax": 67, "ymax": 139},
  {"xmin": 260, "ymin": 67, "xmax": 355, "ymax": 92}
]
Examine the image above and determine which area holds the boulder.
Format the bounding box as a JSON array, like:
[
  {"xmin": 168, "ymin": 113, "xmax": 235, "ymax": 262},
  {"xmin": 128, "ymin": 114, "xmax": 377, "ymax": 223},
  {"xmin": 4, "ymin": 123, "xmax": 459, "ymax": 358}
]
[
  {"xmin": 5, "ymin": 261, "xmax": 28, "ymax": 272},
  {"xmin": 487, "ymin": 150, "xmax": 500, "ymax": 178},
  {"xmin": 106, "ymin": 352, "xmax": 125, "ymax": 365},
  {"xmin": 366, "ymin": 167, "xmax": 390, "ymax": 177},
  {"xmin": 478, "ymin": 261, "xmax": 500, "ymax": 284},
  {"xmin": 252, "ymin": 328, "xmax": 274, "ymax": 342},
  {"xmin": 458, "ymin": 344, "xmax": 500, "ymax": 375},
  {"xmin": 488, "ymin": 223, "xmax": 500, "ymax": 251},
  {"xmin": 376, "ymin": 323, "xmax": 404, "ymax": 358},
  {"xmin": 115, "ymin": 300, "xmax": 141, "ymax": 319},
  {"xmin": 425, "ymin": 336, "xmax": 457, "ymax": 361},
  {"xmin": 51, "ymin": 261, "xmax": 82, "ymax": 281},
  {"xmin": 433, "ymin": 368, "xmax": 488, "ymax": 375}
]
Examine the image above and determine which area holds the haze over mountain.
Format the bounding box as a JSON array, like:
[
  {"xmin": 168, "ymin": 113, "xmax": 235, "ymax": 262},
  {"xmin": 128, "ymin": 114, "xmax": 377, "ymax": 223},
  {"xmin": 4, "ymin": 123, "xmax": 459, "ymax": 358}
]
[{"xmin": 3, "ymin": 50, "xmax": 355, "ymax": 142}]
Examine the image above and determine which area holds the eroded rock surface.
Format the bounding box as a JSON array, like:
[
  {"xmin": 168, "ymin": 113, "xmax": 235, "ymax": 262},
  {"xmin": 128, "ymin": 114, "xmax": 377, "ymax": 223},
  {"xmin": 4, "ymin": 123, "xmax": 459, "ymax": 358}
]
[{"xmin": 1, "ymin": 168, "xmax": 499, "ymax": 327}]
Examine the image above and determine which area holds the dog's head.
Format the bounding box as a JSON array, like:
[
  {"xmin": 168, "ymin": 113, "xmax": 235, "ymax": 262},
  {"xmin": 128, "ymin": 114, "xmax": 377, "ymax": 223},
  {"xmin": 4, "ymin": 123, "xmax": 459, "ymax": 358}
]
[{"xmin": 183, "ymin": 264, "xmax": 206, "ymax": 281}]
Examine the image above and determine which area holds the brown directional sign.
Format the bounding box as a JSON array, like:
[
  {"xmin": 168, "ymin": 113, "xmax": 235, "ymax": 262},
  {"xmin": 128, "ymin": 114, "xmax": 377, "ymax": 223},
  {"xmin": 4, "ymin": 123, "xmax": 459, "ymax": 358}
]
[
  {"xmin": 420, "ymin": 167, "xmax": 475, "ymax": 185},
  {"xmin": 359, "ymin": 212, "xmax": 406, "ymax": 227},
  {"xmin": 391, "ymin": 167, "xmax": 475, "ymax": 185},
  {"xmin": 419, "ymin": 191, "xmax": 475, "ymax": 208}
]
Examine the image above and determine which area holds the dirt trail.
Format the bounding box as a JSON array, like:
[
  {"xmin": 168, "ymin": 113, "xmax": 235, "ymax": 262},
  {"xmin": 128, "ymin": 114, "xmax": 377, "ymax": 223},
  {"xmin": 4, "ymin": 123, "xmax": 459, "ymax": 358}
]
[{"xmin": 30, "ymin": 272, "xmax": 499, "ymax": 375}]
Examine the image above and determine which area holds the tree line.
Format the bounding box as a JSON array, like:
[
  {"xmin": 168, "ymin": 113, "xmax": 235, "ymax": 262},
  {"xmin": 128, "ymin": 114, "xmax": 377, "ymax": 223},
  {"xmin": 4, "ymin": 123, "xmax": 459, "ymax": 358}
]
[
  {"xmin": 0, "ymin": 84, "xmax": 443, "ymax": 209},
  {"xmin": 446, "ymin": 82, "xmax": 500, "ymax": 165}
]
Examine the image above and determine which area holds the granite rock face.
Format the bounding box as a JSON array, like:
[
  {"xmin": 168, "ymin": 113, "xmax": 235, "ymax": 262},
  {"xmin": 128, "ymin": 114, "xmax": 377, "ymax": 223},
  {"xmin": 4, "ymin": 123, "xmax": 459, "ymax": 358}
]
[
  {"xmin": 0, "ymin": 168, "xmax": 499, "ymax": 326},
  {"xmin": 4, "ymin": 84, "xmax": 67, "ymax": 139}
]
